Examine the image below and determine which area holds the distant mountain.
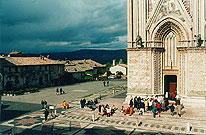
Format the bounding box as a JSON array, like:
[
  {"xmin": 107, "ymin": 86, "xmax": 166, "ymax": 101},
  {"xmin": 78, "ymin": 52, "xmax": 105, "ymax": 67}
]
[{"xmin": 24, "ymin": 49, "xmax": 127, "ymax": 64}]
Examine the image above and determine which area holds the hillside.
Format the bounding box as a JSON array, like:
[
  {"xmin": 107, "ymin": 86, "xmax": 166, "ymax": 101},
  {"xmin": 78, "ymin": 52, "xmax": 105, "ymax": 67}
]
[{"xmin": 23, "ymin": 49, "xmax": 127, "ymax": 64}]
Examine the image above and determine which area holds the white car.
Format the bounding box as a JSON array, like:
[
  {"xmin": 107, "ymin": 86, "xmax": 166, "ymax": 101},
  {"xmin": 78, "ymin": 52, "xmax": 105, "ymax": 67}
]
[{"xmin": 108, "ymin": 75, "xmax": 116, "ymax": 79}]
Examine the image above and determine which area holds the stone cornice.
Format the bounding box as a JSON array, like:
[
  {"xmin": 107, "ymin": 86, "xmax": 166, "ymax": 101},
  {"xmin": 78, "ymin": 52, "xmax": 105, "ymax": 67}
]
[
  {"xmin": 177, "ymin": 47, "xmax": 206, "ymax": 52},
  {"xmin": 126, "ymin": 47, "xmax": 165, "ymax": 52}
]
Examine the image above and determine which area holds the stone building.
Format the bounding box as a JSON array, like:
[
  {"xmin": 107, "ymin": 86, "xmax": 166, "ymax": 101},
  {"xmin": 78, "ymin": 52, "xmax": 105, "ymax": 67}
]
[
  {"xmin": 126, "ymin": 0, "xmax": 206, "ymax": 106},
  {"xmin": 64, "ymin": 59, "xmax": 106, "ymax": 82},
  {"xmin": 0, "ymin": 55, "xmax": 65, "ymax": 90}
]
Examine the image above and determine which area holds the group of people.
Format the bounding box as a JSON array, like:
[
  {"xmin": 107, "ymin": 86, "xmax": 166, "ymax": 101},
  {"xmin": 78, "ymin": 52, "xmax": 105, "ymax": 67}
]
[
  {"xmin": 80, "ymin": 98, "xmax": 98, "ymax": 110},
  {"xmin": 126, "ymin": 95, "xmax": 183, "ymax": 118},
  {"xmin": 98, "ymin": 104, "xmax": 116, "ymax": 117},
  {"xmin": 103, "ymin": 80, "xmax": 109, "ymax": 87},
  {"xmin": 41, "ymin": 99, "xmax": 47, "ymax": 109},
  {"xmin": 121, "ymin": 105, "xmax": 134, "ymax": 116},
  {"xmin": 56, "ymin": 88, "xmax": 65, "ymax": 95}
]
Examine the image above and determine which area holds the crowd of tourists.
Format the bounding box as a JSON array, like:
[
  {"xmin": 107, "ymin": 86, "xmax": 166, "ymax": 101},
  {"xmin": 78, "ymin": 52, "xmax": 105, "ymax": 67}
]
[
  {"xmin": 98, "ymin": 104, "xmax": 117, "ymax": 117},
  {"xmin": 123, "ymin": 95, "xmax": 183, "ymax": 118},
  {"xmin": 80, "ymin": 98, "xmax": 98, "ymax": 110}
]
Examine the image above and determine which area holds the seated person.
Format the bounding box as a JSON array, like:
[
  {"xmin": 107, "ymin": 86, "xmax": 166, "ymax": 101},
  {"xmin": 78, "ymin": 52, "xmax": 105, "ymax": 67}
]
[
  {"xmin": 125, "ymin": 106, "xmax": 130, "ymax": 115},
  {"xmin": 111, "ymin": 105, "xmax": 116, "ymax": 115},
  {"xmin": 120, "ymin": 106, "xmax": 125, "ymax": 113},
  {"xmin": 106, "ymin": 107, "xmax": 111, "ymax": 117},
  {"xmin": 103, "ymin": 107, "xmax": 107, "ymax": 116},
  {"xmin": 129, "ymin": 106, "xmax": 134, "ymax": 116},
  {"xmin": 94, "ymin": 98, "xmax": 98, "ymax": 104}
]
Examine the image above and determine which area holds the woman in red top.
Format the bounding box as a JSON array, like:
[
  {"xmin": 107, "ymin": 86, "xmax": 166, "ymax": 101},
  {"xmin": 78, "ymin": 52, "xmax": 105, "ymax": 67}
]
[
  {"xmin": 156, "ymin": 102, "xmax": 161, "ymax": 117},
  {"xmin": 124, "ymin": 106, "xmax": 130, "ymax": 115}
]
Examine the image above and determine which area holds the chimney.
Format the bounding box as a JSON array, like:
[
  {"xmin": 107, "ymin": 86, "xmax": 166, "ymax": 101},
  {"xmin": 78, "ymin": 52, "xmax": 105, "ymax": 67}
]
[
  {"xmin": 113, "ymin": 59, "xmax": 116, "ymax": 66},
  {"xmin": 119, "ymin": 59, "xmax": 123, "ymax": 64}
]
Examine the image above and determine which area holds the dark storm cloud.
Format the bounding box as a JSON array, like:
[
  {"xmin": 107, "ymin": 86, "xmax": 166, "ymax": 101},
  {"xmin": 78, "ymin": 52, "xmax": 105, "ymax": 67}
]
[{"xmin": 0, "ymin": 0, "xmax": 127, "ymax": 53}]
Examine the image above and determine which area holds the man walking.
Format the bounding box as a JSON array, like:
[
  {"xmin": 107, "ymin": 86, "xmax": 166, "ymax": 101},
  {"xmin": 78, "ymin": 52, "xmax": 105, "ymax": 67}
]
[
  {"xmin": 41, "ymin": 100, "xmax": 44, "ymax": 109},
  {"xmin": 44, "ymin": 108, "xmax": 49, "ymax": 121},
  {"xmin": 170, "ymin": 104, "xmax": 175, "ymax": 116}
]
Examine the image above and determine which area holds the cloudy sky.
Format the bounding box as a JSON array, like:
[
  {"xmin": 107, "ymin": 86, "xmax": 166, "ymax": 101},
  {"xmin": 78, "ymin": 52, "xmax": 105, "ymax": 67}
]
[{"xmin": 0, "ymin": 0, "xmax": 127, "ymax": 53}]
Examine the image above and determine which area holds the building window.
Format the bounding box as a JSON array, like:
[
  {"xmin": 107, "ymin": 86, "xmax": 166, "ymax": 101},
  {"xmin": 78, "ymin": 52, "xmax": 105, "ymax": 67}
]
[
  {"xmin": 45, "ymin": 74, "xmax": 48, "ymax": 81},
  {"xmin": 15, "ymin": 75, "xmax": 19, "ymax": 84},
  {"xmin": 9, "ymin": 67, "xmax": 11, "ymax": 71},
  {"xmin": 33, "ymin": 73, "xmax": 35, "ymax": 79},
  {"xmin": 15, "ymin": 67, "xmax": 18, "ymax": 72},
  {"xmin": 45, "ymin": 66, "xmax": 48, "ymax": 71},
  {"xmin": 39, "ymin": 66, "xmax": 42, "ymax": 71}
]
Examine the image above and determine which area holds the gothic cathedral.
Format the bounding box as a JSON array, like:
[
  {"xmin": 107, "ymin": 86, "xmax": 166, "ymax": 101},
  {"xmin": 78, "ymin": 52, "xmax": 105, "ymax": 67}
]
[{"xmin": 126, "ymin": 0, "xmax": 206, "ymax": 107}]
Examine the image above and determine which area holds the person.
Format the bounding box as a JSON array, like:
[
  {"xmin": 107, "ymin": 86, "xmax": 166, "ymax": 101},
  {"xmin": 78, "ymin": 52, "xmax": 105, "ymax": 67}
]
[
  {"xmin": 170, "ymin": 104, "xmax": 175, "ymax": 116},
  {"xmin": 44, "ymin": 108, "xmax": 49, "ymax": 121},
  {"xmin": 82, "ymin": 98, "xmax": 86, "ymax": 108},
  {"xmin": 144, "ymin": 99, "xmax": 149, "ymax": 112},
  {"xmin": 162, "ymin": 100, "xmax": 166, "ymax": 112},
  {"xmin": 134, "ymin": 97, "xmax": 138, "ymax": 109},
  {"xmin": 172, "ymin": 92, "xmax": 176, "ymax": 101},
  {"xmin": 44, "ymin": 100, "xmax": 47, "ymax": 109},
  {"xmin": 120, "ymin": 106, "xmax": 125, "ymax": 113},
  {"xmin": 107, "ymin": 80, "xmax": 109, "ymax": 86},
  {"xmin": 62, "ymin": 101, "xmax": 67, "ymax": 109},
  {"xmin": 60, "ymin": 88, "xmax": 63, "ymax": 95},
  {"xmin": 80, "ymin": 99, "xmax": 83, "ymax": 108},
  {"xmin": 129, "ymin": 98, "xmax": 133, "ymax": 107},
  {"xmin": 149, "ymin": 99, "xmax": 153, "ymax": 111},
  {"xmin": 106, "ymin": 106, "xmax": 111, "ymax": 117},
  {"xmin": 56, "ymin": 88, "xmax": 59, "ymax": 95},
  {"xmin": 129, "ymin": 106, "xmax": 134, "ymax": 116},
  {"xmin": 102, "ymin": 106, "xmax": 107, "ymax": 116},
  {"xmin": 152, "ymin": 106, "xmax": 157, "ymax": 118},
  {"xmin": 124, "ymin": 106, "xmax": 130, "ymax": 115},
  {"xmin": 176, "ymin": 104, "xmax": 182, "ymax": 117},
  {"xmin": 94, "ymin": 98, "xmax": 98, "ymax": 104},
  {"xmin": 156, "ymin": 101, "xmax": 161, "ymax": 117},
  {"xmin": 103, "ymin": 81, "xmax": 106, "ymax": 86},
  {"xmin": 111, "ymin": 105, "xmax": 116, "ymax": 115},
  {"xmin": 99, "ymin": 104, "xmax": 102, "ymax": 115},
  {"xmin": 41, "ymin": 100, "xmax": 44, "ymax": 109}
]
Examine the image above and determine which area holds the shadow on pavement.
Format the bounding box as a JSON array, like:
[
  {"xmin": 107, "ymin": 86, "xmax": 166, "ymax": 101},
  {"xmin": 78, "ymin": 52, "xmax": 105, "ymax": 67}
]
[{"xmin": 1, "ymin": 101, "xmax": 41, "ymax": 122}]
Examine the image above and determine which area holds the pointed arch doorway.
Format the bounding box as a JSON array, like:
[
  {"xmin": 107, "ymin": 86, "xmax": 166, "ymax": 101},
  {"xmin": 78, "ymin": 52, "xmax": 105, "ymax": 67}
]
[{"xmin": 153, "ymin": 18, "xmax": 188, "ymax": 97}]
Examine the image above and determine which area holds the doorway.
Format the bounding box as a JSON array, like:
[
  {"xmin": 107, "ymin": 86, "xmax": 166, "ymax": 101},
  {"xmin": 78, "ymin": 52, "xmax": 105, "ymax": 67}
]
[{"xmin": 164, "ymin": 75, "xmax": 177, "ymax": 99}]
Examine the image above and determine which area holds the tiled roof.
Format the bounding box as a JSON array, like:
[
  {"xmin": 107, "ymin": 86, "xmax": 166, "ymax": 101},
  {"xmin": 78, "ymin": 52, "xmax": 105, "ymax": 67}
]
[
  {"xmin": 65, "ymin": 59, "xmax": 105, "ymax": 73},
  {"xmin": 5, "ymin": 57, "xmax": 64, "ymax": 66}
]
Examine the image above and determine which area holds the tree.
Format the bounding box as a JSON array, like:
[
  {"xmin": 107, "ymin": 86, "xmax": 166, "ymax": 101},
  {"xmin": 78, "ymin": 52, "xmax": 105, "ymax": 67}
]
[
  {"xmin": 106, "ymin": 63, "xmax": 112, "ymax": 68},
  {"xmin": 116, "ymin": 71, "xmax": 123, "ymax": 78},
  {"xmin": 107, "ymin": 71, "xmax": 112, "ymax": 77},
  {"xmin": 116, "ymin": 71, "xmax": 123, "ymax": 75}
]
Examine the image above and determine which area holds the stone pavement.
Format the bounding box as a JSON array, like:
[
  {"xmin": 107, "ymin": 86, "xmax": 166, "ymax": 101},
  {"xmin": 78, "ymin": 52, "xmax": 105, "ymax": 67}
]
[
  {"xmin": 1, "ymin": 80, "xmax": 206, "ymax": 134},
  {"xmin": 2, "ymin": 80, "xmax": 126, "ymax": 105}
]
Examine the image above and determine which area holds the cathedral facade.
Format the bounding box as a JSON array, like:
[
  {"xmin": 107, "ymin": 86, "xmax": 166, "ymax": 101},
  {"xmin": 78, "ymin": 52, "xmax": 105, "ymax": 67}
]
[{"xmin": 126, "ymin": 0, "xmax": 206, "ymax": 106}]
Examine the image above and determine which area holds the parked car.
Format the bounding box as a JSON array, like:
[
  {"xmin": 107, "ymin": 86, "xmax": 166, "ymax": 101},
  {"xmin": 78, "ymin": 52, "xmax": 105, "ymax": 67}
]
[{"xmin": 108, "ymin": 75, "xmax": 116, "ymax": 79}]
